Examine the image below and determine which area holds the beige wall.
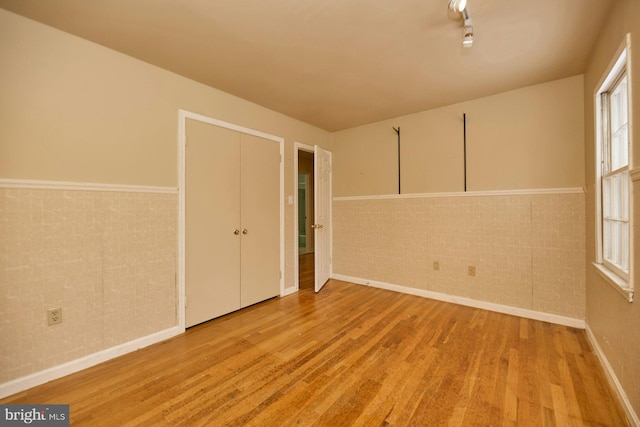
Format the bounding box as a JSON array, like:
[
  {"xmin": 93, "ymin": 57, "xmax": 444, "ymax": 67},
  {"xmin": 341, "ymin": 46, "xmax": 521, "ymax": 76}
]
[
  {"xmin": 0, "ymin": 9, "xmax": 330, "ymax": 384},
  {"xmin": 331, "ymin": 75, "xmax": 585, "ymax": 197},
  {"xmin": 330, "ymin": 72, "xmax": 587, "ymax": 325},
  {"xmin": 0, "ymin": 10, "xmax": 330, "ymax": 187},
  {"xmin": 583, "ymin": 0, "xmax": 640, "ymax": 419}
]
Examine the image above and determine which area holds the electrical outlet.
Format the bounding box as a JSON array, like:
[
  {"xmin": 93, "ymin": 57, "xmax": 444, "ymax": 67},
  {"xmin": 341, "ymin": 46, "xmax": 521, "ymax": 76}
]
[
  {"xmin": 468, "ymin": 266, "xmax": 476, "ymax": 277},
  {"xmin": 47, "ymin": 307, "xmax": 62, "ymax": 325},
  {"xmin": 433, "ymin": 261, "xmax": 440, "ymax": 271}
]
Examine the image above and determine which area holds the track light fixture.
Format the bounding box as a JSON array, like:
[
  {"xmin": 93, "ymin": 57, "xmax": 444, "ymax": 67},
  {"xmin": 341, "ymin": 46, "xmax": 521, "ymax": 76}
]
[
  {"xmin": 448, "ymin": 0, "xmax": 467, "ymax": 13},
  {"xmin": 448, "ymin": 0, "xmax": 473, "ymax": 48},
  {"xmin": 462, "ymin": 24, "xmax": 474, "ymax": 48},
  {"xmin": 461, "ymin": 8, "xmax": 473, "ymax": 48}
]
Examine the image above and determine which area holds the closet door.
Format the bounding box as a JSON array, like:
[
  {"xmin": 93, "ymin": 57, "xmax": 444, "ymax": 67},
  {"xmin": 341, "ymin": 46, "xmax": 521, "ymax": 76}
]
[
  {"xmin": 185, "ymin": 119, "xmax": 241, "ymax": 328},
  {"xmin": 240, "ymin": 133, "xmax": 280, "ymax": 307}
]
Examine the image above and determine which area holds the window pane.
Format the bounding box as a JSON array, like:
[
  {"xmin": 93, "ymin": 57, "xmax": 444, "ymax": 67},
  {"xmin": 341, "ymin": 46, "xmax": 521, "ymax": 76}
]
[
  {"xmin": 610, "ymin": 75, "xmax": 629, "ymax": 169},
  {"xmin": 612, "ymin": 174, "xmax": 620, "ymax": 219},
  {"xmin": 611, "ymin": 126, "xmax": 628, "ymax": 170},
  {"xmin": 604, "ymin": 220, "xmax": 611, "ymax": 260},
  {"xmin": 604, "ymin": 219, "xmax": 630, "ymax": 273},
  {"xmin": 604, "ymin": 172, "xmax": 629, "ymax": 221},
  {"xmin": 611, "ymin": 91, "xmax": 621, "ymax": 130},
  {"xmin": 612, "ymin": 221, "xmax": 619, "ymax": 265},
  {"xmin": 621, "ymin": 171, "xmax": 628, "ymax": 220},
  {"xmin": 603, "ymin": 177, "xmax": 611, "ymax": 217},
  {"xmin": 621, "ymin": 222, "xmax": 629, "ymax": 271}
]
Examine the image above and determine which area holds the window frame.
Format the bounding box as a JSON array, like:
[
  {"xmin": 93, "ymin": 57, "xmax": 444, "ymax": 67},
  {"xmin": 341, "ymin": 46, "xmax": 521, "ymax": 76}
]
[
  {"xmin": 593, "ymin": 34, "xmax": 634, "ymax": 302},
  {"xmin": 601, "ymin": 72, "xmax": 630, "ymax": 280}
]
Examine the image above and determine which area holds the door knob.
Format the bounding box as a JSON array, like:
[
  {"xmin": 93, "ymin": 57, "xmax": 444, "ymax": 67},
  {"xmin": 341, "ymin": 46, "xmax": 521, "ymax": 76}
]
[
  {"xmin": 234, "ymin": 229, "xmax": 240, "ymax": 235},
  {"xmin": 242, "ymin": 229, "xmax": 248, "ymax": 235}
]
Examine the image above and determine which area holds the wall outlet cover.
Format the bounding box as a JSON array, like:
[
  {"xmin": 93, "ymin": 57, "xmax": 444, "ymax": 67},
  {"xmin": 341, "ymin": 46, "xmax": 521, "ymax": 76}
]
[{"xmin": 47, "ymin": 307, "xmax": 62, "ymax": 325}]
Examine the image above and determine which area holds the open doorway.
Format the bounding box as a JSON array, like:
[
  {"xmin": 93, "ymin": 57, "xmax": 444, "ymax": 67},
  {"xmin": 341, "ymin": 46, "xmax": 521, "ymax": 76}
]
[
  {"xmin": 297, "ymin": 149, "xmax": 315, "ymax": 290},
  {"xmin": 297, "ymin": 173, "xmax": 312, "ymax": 254},
  {"xmin": 294, "ymin": 142, "xmax": 332, "ymax": 293}
]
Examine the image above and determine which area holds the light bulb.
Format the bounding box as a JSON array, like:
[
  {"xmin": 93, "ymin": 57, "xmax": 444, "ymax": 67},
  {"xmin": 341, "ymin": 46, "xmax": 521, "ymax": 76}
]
[{"xmin": 448, "ymin": 0, "xmax": 467, "ymax": 12}]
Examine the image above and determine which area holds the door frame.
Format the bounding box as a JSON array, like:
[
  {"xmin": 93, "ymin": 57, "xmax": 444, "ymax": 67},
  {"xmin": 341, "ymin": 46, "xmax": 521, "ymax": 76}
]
[
  {"xmin": 178, "ymin": 109, "xmax": 285, "ymax": 331},
  {"xmin": 293, "ymin": 142, "xmax": 333, "ymax": 292}
]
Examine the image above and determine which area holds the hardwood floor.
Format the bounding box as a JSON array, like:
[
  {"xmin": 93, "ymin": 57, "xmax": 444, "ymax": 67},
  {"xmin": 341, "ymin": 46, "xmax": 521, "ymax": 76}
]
[
  {"xmin": 2, "ymin": 279, "xmax": 628, "ymax": 426},
  {"xmin": 299, "ymin": 252, "xmax": 314, "ymax": 290}
]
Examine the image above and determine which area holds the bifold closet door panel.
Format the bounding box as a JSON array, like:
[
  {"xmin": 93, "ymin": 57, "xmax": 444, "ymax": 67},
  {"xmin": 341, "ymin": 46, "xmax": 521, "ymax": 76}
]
[
  {"xmin": 185, "ymin": 119, "xmax": 241, "ymax": 328},
  {"xmin": 240, "ymin": 133, "xmax": 280, "ymax": 307}
]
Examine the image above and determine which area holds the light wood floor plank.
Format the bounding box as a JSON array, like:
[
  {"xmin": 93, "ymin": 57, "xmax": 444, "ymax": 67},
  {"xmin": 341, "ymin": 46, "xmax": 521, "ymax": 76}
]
[{"xmin": 1, "ymin": 260, "xmax": 630, "ymax": 426}]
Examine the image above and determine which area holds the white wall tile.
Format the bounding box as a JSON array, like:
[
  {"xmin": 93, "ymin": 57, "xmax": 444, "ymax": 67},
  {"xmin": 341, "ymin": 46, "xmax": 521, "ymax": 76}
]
[
  {"xmin": 0, "ymin": 189, "xmax": 177, "ymax": 382},
  {"xmin": 333, "ymin": 192, "xmax": 585, "ymax": 319}
]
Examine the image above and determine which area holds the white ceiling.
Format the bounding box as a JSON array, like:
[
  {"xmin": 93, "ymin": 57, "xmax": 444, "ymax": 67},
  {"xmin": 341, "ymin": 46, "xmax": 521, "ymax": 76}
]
[{"xmin": 0, "ymin": 0, "xmax": 615, "ymax": 131}]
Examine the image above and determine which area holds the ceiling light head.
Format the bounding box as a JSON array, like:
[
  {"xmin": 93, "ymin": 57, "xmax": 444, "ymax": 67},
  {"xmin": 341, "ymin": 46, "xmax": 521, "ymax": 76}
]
[
  {"xmin": 448, "ymin": 0, "xmax": 467, "ymax": 13},
  {"xmin": 462, "ymin": 25, "xmax": 474, "ymax": 48}
]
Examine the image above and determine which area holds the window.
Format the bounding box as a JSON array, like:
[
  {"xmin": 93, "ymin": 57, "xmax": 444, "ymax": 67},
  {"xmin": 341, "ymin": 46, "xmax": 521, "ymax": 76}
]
[
  {"xmin": 602, "ymin": 73, "xmax": 629, "ymax": 279},
  {"xmin": 595, "ymin": 38, "xmax": 633, "ymax": 301}
]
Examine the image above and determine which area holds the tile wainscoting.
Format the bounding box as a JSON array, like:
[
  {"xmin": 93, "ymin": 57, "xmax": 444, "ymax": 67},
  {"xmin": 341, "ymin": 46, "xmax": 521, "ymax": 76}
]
[
  {"xmin": 332, "ymin": 189, "xmax": 585, "ymax": 321},
  {"xmin": 0, "ymin": 182, "xmax": 178, "ymax": 387}
]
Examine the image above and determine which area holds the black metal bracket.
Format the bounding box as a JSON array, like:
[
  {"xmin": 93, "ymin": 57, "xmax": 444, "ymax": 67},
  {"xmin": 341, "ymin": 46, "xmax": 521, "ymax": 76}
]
[
  {"xmin": 463, "ymin": 114, "xmax": 467, "ymax": 192},
  {"xmin": 393, "ymin": 127, "xmax": 401, "ymax": 194}
]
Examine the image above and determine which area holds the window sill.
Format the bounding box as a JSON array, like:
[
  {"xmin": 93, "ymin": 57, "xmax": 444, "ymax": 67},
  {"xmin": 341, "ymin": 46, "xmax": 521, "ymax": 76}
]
[{"xmin": 592, "ymin": 262, "xmax": 634, "ymax": 302}]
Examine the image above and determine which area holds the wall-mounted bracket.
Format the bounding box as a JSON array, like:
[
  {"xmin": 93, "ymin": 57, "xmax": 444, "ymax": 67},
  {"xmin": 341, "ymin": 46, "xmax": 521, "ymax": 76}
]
[{"xmin": 393, "ymin": 127, "xmax": 401, "ymax": 194}]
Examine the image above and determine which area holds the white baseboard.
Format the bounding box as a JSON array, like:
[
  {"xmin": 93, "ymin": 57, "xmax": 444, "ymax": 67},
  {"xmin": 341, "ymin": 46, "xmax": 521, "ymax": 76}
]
[
  {"xmin": 281, "ymin": 286, "xmax": 298, "ymax": 297},
  {"xmin": 331, "ymin": 274, "xmax": 585, "ymax": 329},
  {"xmin": 0, "ymin": 326, "xmax": 183, "ymax": 399},
  {"xmin": 585, "ymin": 325, "xmax": 640, "ymax": 427}
]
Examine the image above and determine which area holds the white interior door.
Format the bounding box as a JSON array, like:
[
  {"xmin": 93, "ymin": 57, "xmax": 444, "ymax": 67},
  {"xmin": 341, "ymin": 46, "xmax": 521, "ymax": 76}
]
[
  {"xmin": 240, "ymin": 133, "xmax": 280, "ymax": 307},
  {"xmin": 185, "ymin": 119, "xmax": 241, "ymax": 327},
  {"xmin": 314, "ymin": 145, "xmax": 331, "ymax": 292}
]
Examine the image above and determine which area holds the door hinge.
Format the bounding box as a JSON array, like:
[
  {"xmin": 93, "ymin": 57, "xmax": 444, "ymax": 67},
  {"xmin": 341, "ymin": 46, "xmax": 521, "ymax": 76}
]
[
  {"xmin": 185, "ymin": 135, "xmax": 188, "ymax": 147},
  {"xmin": 184, "ymin": 296, "xmax": 188, "ymax": 307}
]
